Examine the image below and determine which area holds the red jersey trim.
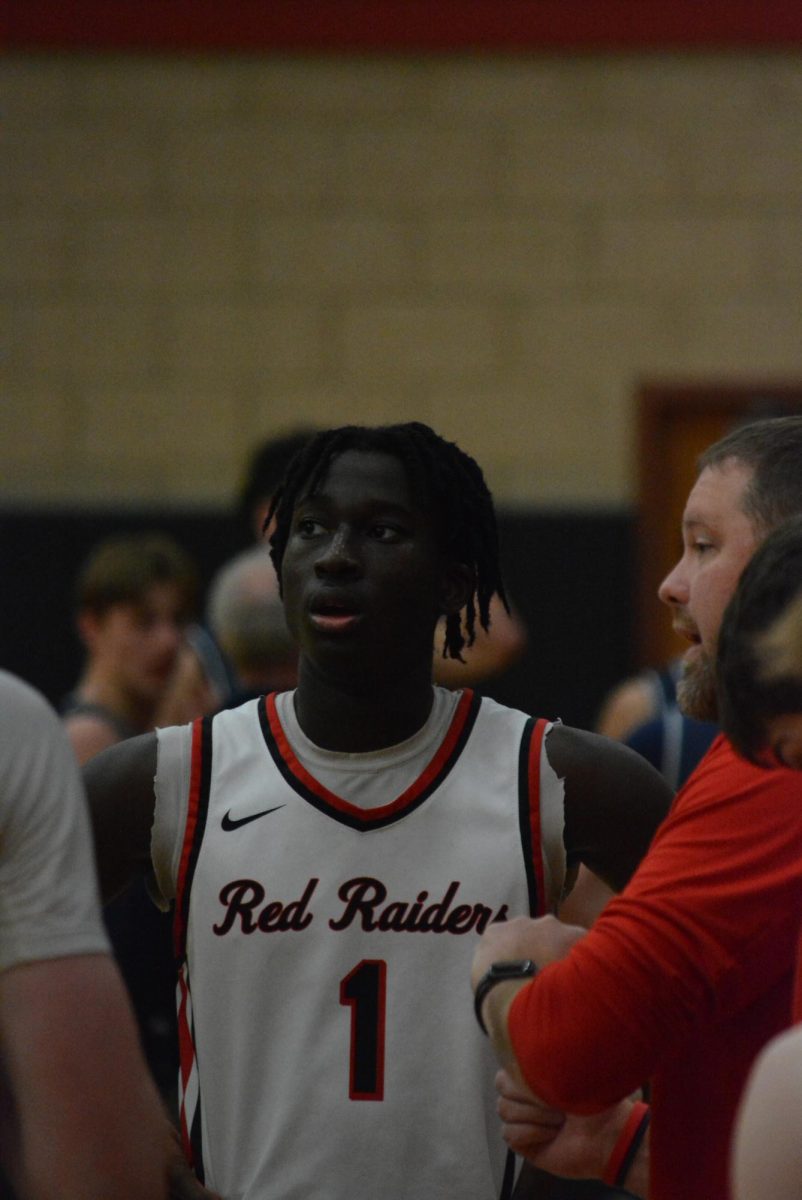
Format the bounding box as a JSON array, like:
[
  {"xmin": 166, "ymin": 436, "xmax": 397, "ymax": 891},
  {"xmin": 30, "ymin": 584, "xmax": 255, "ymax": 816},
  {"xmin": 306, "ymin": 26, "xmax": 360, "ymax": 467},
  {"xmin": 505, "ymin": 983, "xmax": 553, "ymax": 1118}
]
[{"xmin": 259, "ymin": 688, "xmax": 480, "ymax": 830}]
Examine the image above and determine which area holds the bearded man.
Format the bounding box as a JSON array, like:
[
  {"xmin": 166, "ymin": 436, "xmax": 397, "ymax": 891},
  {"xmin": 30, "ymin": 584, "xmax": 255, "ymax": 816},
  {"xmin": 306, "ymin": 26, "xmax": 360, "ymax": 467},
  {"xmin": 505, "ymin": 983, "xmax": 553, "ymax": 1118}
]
[{"xmin": 472, "ymin": 416, "xmax": 802, "ymax": 1200}]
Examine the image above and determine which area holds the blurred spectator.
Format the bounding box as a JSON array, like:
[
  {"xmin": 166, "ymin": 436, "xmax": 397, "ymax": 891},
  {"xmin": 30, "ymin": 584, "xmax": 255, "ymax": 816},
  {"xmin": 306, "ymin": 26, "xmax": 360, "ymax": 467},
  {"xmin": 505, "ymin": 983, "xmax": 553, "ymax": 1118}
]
[
  {"xmin": 206, "ymin": 544, "xmax": 298, "ymax": 704},
  {"xmin": 61, "ymin": 531, "xmax": 199, "ymax": 1106},
  {"xmin": 62, "ymin": 532, "xmax": 197, "ymax": 761},
  {"xmin": 596, "ymin": 658, "xmax": 717, "ymax": 792}
]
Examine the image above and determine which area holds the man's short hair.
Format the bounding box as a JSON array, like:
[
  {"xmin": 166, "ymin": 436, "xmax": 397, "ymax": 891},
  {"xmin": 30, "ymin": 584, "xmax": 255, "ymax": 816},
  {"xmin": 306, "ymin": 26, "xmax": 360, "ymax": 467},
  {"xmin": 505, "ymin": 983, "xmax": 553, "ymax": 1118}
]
[
  {"xmin": 75, "ymin": 532, "xmax": 198, "ymax": 619},
  {"xmin": 699, "ymin": 415, "xmax": 802, "ymax": 535}
]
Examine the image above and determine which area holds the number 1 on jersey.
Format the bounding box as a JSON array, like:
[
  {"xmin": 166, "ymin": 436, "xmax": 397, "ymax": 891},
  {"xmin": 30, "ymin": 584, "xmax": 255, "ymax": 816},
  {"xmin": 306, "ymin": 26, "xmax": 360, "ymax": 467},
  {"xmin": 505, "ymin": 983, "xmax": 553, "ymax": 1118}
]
[{"xmin": 340, "ymin": 959, "xmax": 386, "ymax": 1100}]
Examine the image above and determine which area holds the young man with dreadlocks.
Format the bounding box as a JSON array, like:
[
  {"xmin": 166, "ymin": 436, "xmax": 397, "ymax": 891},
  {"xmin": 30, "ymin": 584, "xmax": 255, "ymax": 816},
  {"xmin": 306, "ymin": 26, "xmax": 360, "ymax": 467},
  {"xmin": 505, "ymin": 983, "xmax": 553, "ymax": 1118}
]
[{"xmin": 84, "ymin": 421, "xmax": 670, "ymax": 1200}]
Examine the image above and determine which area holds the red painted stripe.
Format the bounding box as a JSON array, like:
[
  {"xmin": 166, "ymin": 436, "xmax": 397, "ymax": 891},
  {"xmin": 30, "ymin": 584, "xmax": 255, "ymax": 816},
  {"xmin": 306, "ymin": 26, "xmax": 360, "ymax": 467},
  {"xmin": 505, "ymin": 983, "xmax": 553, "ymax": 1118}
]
[
  {"xmin": 528, "ymin": 718, "xmax": 548, "ymax": 917},
  {"xmin": 6, "ymin": 0, "xmax": 802, "ymax": 51},
  {"xmin": 173, "ymin": 717, "xmax": 204, "ymax": 959},
  {"xmin": 176, "ymin": 970, "xmax": 195, "ymax": 1162},
  {"xmin": 266, "ymin": 688, "xmax": 474, "ymax": 824}
]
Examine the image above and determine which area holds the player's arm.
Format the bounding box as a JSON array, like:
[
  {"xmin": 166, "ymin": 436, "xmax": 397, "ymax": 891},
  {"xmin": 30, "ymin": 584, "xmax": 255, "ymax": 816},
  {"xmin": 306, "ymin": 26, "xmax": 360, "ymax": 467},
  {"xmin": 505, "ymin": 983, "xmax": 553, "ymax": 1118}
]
[
  {"xmin": 83, "ymin": 733, "xmax": 159, "ymax": 902},
  {"xmin": 0, "ymin": 954, "xmax": 167, "ymax": 1200},
  {"xmin": 546, "ymin": 725, "xmax": 673, "ymax": 894}
]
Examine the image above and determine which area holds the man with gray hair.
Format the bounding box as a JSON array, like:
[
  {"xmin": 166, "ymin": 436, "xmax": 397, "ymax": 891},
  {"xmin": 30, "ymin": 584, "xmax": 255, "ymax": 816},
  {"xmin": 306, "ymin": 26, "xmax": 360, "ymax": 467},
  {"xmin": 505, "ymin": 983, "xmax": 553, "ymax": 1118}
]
[{"xmin": 206, "ymin": 545, "xmax": 298, "ymax": 705}]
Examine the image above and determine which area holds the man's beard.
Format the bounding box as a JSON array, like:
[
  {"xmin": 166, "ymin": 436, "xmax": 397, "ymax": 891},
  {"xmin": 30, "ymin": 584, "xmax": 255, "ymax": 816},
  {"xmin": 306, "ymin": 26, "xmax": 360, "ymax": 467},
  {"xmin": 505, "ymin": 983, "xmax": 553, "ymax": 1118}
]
[{"xmin": 675, "ymin": 649, "xmax": 719, "ymax": 722}]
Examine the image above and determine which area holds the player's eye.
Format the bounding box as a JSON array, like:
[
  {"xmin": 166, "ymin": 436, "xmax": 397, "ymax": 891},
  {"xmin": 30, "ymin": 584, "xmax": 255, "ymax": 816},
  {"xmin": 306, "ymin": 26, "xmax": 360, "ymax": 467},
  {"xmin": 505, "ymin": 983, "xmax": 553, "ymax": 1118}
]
[
  {"xmin": 296, "ymin": 517, "xmax": 326, "ymax": 537},
  {"xmin": 369, "ymin": 523, "xmax": 404, "ymax": 542}
]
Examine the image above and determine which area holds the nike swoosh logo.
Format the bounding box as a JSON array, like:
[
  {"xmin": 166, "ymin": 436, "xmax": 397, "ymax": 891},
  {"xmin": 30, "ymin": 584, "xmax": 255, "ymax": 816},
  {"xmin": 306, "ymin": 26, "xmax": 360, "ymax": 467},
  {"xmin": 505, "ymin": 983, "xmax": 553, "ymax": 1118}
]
[{"xmin": 221, "ymin": 805, "xmax": 285, "ymax": 831}]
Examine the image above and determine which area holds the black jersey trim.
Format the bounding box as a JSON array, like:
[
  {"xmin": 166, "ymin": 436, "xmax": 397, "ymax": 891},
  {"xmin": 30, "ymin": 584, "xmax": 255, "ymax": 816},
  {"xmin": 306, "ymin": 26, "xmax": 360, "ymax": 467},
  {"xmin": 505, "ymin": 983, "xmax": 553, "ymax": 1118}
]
[
  {"xmin": 498, "ymin": 1148, "xmax": 516, "ymax": 1200},
  {"xmin": 258, "ymin": 689, "xmax": 481, "ymax": 831}
]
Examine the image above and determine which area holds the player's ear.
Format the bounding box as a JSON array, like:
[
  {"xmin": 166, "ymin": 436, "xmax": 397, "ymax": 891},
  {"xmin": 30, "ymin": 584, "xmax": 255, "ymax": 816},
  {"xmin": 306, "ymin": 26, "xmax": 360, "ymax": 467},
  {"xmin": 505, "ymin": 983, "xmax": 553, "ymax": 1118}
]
[{"xmin": 440, "ymin": 563, "xmax": 474, "ymax": 617}]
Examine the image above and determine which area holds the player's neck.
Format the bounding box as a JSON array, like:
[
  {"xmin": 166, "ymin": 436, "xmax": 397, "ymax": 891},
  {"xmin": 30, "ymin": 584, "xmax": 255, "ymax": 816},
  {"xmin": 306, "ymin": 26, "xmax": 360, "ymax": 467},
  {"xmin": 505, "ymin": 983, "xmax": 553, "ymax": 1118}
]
[
  {"xmin": 76, "ymin": 669, "xmax": 155, "ymax": 731},
  {"xmin": 293, "ymin": 662, "xmax": 434, "ymax": 752}
]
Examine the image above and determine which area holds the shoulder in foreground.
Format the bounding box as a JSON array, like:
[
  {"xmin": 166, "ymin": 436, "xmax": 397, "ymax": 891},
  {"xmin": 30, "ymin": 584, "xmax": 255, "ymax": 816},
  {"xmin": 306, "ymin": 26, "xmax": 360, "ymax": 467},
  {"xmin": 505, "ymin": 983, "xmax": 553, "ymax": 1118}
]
[{"xmin": 0, "ymin": 669, "xmax": 56, "ymax": 725}]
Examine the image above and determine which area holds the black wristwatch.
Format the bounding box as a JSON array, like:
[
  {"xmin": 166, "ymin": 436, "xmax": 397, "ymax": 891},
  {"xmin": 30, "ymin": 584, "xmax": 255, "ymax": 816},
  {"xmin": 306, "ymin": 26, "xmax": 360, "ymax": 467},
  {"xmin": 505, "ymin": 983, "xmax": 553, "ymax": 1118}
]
[{"xmin": 474, "ymin": 959, "xmax": 537, "ymax": 1035}]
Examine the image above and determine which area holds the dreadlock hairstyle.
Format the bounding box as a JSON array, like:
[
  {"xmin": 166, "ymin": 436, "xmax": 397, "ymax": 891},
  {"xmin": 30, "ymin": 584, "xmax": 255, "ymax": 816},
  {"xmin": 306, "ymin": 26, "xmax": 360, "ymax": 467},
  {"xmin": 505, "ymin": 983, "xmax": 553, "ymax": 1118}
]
[
  {"xmin": 716, "ymin": 514, "xmax": 802, "ymax": 765},
  {"xmin": 266, "ymin": 421, "xmax": 508, "ymax": 661}
]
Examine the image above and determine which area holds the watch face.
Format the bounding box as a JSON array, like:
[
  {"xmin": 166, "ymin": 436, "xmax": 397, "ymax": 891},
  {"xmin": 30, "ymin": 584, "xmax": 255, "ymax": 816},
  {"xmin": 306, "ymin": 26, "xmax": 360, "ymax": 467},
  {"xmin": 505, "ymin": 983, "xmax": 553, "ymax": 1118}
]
[{"xmin": 491, "ymin": 959, "xmax": 536, "ymax": 980}]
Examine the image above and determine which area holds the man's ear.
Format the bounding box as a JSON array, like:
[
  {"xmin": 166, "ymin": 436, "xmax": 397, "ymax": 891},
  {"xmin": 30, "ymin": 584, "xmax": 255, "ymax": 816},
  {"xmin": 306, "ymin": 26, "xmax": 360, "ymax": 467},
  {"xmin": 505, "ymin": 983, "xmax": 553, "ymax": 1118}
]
[
  {"xmin": 440, "ymin": 563, "xmax": 474, "ymax": 617},
  {"xmin": 76, "ymin": 609, "xmax": 103, "ymax": 650}
]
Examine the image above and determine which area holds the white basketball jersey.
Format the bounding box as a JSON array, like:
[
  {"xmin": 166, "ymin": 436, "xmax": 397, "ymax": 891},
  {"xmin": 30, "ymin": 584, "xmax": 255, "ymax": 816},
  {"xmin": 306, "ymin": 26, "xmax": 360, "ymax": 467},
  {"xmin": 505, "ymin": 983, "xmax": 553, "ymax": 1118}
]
[{"xmin": 174, "ymin": 689, "xmax": 551, "ymax": 1200}]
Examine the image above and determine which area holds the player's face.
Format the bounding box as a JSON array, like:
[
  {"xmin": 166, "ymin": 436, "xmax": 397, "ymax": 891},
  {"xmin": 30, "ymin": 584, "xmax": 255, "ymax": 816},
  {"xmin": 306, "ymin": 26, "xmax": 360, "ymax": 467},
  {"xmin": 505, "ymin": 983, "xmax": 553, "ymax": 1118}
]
[
  {"xmin": 658, "ymin": 459, "xmax": 759, "ymax": 721},
  {"xmin": 83, "ymin": 582, "xmax": 188, "ymax": 706},
  {"xmin": 766, "ymin": 712, "xmax": 802, "ymax": 771},
  {"xmin": 280, "ymin": 449, "xmax": 460, "ymax": 683}
]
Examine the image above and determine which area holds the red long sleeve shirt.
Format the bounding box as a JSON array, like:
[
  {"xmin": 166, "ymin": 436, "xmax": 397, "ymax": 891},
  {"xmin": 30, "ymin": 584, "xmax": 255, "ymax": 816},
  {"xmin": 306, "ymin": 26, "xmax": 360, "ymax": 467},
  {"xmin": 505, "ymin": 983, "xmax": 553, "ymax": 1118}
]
[{"xmin": 509, "ymin": 735, "xmax": 802, "ymax": 1200}]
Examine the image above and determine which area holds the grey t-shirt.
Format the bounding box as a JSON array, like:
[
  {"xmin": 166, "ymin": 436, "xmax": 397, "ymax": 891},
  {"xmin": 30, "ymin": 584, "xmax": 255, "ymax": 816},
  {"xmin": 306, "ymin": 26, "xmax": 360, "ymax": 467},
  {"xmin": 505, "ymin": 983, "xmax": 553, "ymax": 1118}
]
[{"xmin": 0, "ymin": 670, "xmax": 109, "ymax": 973}]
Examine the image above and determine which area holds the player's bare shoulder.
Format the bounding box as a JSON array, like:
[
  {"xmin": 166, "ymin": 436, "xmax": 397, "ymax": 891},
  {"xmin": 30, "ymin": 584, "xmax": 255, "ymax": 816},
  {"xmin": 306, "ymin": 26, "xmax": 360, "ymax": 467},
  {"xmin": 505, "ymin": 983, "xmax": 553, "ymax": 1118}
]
[
  {"xmin": 82, "ymin": 732, "xmax": 159, "ymax": 900},
  {"xmin": 544, "ymin": 722, "xmax": 674, "ymax": 892}
]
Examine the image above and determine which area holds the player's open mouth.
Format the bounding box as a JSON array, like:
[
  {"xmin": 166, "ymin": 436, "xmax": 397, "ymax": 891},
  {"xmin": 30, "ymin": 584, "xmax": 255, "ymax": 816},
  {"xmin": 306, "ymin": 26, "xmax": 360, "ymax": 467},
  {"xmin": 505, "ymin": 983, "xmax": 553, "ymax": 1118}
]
[{"xmin": 309, "ymin": 598, "xmax": 362, "ymax": 634}]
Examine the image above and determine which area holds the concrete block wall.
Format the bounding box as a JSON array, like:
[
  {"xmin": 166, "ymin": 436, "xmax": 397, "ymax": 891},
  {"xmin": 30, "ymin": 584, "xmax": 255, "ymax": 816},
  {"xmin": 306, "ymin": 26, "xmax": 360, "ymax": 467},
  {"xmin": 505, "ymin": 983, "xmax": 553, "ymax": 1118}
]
[{"xmin": 3, "ymin": 52, "xmax": 802, "ymax": 508}]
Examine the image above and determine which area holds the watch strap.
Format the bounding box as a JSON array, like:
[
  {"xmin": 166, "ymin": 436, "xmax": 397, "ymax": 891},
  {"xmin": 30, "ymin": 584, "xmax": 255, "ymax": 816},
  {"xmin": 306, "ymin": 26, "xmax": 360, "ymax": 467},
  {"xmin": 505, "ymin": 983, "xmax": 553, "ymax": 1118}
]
[{"xmin": 474, "ymin": 959, "xmax": 536, "ymax": 1035}]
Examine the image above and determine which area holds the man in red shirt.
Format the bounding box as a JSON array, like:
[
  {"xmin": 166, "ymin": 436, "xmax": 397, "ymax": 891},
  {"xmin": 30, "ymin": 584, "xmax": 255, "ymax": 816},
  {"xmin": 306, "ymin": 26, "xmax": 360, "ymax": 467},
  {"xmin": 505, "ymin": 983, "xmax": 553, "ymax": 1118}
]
[{"xmin": 472, "ymin": 416, "xmax": 802, "ymax": 1200}]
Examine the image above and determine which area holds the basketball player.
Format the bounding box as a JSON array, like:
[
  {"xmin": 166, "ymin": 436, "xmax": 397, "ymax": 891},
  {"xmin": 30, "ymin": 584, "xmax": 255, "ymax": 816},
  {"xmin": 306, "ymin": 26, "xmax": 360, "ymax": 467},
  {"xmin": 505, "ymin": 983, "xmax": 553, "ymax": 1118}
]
[{"xmin": 83, "ymin": 422, "xmax": 671, "ymax": 1200}]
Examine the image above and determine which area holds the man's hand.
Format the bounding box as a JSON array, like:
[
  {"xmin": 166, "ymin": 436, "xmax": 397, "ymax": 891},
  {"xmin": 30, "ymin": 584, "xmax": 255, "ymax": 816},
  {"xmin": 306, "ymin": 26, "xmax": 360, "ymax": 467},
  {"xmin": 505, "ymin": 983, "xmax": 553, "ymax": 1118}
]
[
  {"xmin": 496, "ymin": 1071, "xmax": 649, "ymax": 1198},
  {"xmin": 471, "ymin": 914, "xmax": 586, "ymax": 992}
]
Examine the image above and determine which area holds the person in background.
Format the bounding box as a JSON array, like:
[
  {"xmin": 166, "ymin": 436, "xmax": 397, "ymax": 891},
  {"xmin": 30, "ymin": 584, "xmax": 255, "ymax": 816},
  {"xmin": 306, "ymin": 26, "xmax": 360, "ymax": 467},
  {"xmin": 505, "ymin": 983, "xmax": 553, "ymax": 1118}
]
[
  {"xmin": 713, "ymin": 516, "xmax": 802, "ymax": 1200},
  {"xmin": 472, "ymin": 416, "xmax": 802, "ymax": 1200},
  {"xmin": 157, "ymin": 430, "xmax": 316, "ymax": 723},
  {"xmin": 597, "ymin": 659, "xmax": 718, "ymax": 792},
  {"xmin": 63, "ymin": 531, "xmax": 198, "ymax": 761},
  {"xmin": 61, "ymin": 530, "xmax": 199, "ymax": 1105},
  {"xmin": 206, "ymin": 543, "xmax": 299, "ymax": 705},
  {"xmin": 715, "ymin": 513, "xmax": 802, "ymax": 771}
]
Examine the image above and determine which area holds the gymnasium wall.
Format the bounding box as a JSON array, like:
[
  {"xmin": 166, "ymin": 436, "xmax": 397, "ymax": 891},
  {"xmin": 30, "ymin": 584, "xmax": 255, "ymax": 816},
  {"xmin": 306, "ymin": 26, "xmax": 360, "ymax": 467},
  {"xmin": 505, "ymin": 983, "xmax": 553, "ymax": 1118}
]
[{"xmin": 4, "ymin": 50, "xmax": 802, "ymax": 508}]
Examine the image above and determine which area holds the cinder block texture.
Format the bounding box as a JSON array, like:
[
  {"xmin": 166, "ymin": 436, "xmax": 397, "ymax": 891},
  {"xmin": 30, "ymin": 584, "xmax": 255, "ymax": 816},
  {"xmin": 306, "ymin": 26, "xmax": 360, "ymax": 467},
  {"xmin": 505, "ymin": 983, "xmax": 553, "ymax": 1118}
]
[{"xmin": 3, "ymin": 52, "xmax": 802, "ymax": 507}]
